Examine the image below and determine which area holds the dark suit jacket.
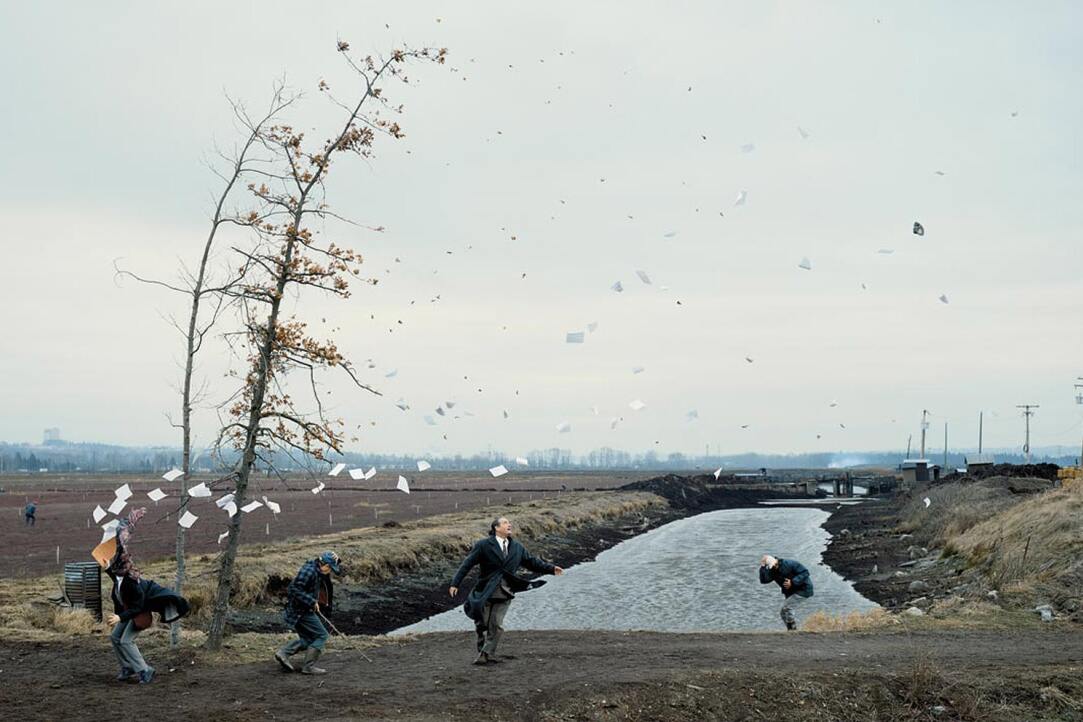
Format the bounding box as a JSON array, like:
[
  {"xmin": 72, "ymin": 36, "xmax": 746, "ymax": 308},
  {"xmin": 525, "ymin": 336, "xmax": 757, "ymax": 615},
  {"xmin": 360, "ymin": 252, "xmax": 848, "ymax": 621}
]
[
  {"xmin": 451, "ymin": 536, "xmax": 555, "ymax": 623},
  {"xmin": 107, "ymin": 572, "xmax": 190, "ymax": 623}
]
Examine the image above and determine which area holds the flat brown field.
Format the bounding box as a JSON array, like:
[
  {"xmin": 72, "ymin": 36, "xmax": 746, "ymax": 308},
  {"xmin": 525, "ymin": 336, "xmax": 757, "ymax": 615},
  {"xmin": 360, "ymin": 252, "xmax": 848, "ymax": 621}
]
[{"xmin": 0, "ymin": 471, "xmax": 646, "ymax": 578}]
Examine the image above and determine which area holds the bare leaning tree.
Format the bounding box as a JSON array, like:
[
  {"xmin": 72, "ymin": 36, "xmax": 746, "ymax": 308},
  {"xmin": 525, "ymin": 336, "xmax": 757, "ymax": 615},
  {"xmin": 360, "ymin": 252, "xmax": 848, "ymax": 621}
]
[
  {"xmin": 203, "ymin": 42, "xmax": 447, "ymax": 650},
  {"xmin": 116, "ymin": 90, "xmax": 293, "ymax": 647}
]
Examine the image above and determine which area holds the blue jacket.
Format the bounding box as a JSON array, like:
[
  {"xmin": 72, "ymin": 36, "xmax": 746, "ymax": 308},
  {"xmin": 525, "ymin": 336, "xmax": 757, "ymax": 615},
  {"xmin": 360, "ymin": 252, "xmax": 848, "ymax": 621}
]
[
  {"xmin": 759, "ymin": 558, "xmax": 814, "ymax": 598},
  {"xmin": 451, "ymin": 536, "xmax": 555, "ymax": 623},
  {"xmin": 284, "ymin": 559, "xmax": 333, "ymax": 628}
]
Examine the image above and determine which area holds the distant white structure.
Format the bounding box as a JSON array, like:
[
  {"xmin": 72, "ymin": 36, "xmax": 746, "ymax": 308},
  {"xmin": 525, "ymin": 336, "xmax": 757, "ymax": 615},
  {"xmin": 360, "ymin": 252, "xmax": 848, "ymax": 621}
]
[{"xmin": 43, "ymin": 427, "xmax": 61, "ymax": 443}]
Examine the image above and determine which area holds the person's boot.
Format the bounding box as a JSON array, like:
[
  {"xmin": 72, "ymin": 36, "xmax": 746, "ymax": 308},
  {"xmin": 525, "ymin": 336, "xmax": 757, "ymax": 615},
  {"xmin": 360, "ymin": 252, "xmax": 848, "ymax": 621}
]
[
  {"xmin": 274, "ymin": 646, "xmax": 297, "ymax": 672},
  {"xmin": 300, "ymin": 647, "xmax": 326, "ymax": 675},
  {"xmin": 116, "ymin": 666, "xmax": 135, "ymax": 682},
  {"xmin": 473, "ymin": 651, "xmax": 490, "ymax": 665},
  {"xmin": 785, "ymin": 619, "xmax": 797, "ymax": 631}
]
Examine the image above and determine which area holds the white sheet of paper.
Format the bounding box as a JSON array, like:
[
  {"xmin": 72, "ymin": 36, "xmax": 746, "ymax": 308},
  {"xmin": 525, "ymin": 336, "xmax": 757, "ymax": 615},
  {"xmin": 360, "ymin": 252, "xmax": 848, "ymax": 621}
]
[
  {"xmin": 147, "ymin": 488, "xmax": 167, "ymax": 502},
  {"xmin": 923, "ymin": 497, "xmax": 931, "ymax": 508},
  {"xmin": 223, "ymin": 502, "xmax": 238, "ymax": 517},
  {"xmin": 611, "ymin": 280, "xmax": 624, "ymax": 293},
  {"xmin": 188, "ymin": 482, "xmax": 211, "ymax": 498},
  {"xmin": 938, "ymin": 294, "xmax": 949, "ymax": 304},
  {"xmin": 241, "ymin": 500, "xmax": 262, "ymax": 513},
  {"xmin": 515, "ymin": 457, "xmax": 529, "ymax": 466},
  {"xmin": 587, "ymin": 322, "xmax": 598, "ymax": 333},
  {"xmin": 100, "ymin": 519, "xmax": 120, "ymax": 544},
  {"xmin": 424, "ymin": 415, "xmax": 437, "ymax": 426},
  {"xmin": 797, "ymin": 126, "xmax": 810, "ymax": 139},
  {"xmin": 217, "ymin": 531, "xmax": 229, "ymax": 544},
  {"xmin": 635, "ymin": 270, "xmax": 652, "ymax": 285},
  {"xmin": 566, "ymin": 331, "xmax": 585, "ymax": 343},
  {"xmin": 735, "ymin": 190, "xmax": 747, "ymax": 206},
  {"xmin": 663, "ymin": 231, "xmax": 678, "ymax": 238},
  {"xmin": 687, "ymin": 410, "xmax": 699, "ymax": 420},
  {"xmin": 385, "ymin": 369, "xmax": 398, "ymax": 378},
  {"xmin": 311, "ymin": 482, "xmax": 325, "ymax": 495},
  {"xmin": 397, "ymin": 475, "xmax": 411, "ymax": 494},
  {"xmin": 591, "ymin": 406, "xmax": 599, "ymax": 415},
  {"xmin": 629, "ymin": 399, "xmax": 646, "ymax": 411},
  {"xmin": 178, "ymin": 511, "xmax": 198, "ymax": 529},
  {"xmin": 740, "ymin": 143, "xmax": 756, "ymax": 153},
  {"xmin": 348, "ymin": 468, "xmax": 366, "ymax": 480},
  {"xmin": 329, "ymin": 462, "xmax": 346, "ymax": 477},
  {"xmin": 92, "ymin": 505, "xmax": 107, "ymax": 523},
  {"xmin": 877, "ymin": 248, "xmax": 895, "ymax": 254},
  {"xmin": 114, "ymin": 484, "xmax": 132, "ymax": 501},
  {"xmin": 556, "ymin": 421, "xmax": 571, "ymax": 433},
  {"xmin": 107, "ymin": 497, "xmax": 127, "ymax": 516},
  {"xmin": 395, "ymin": 400, "xmax": 410, "ymax": 412},
  {"xmin": 610, "ymin": 417, "xmax": 620, "ymax": 430},
  {"xmin": 263, "ymin": 497, "xmax": 281, "ymax": 514},
  {"xmin": 632, "ymin": 366, "xmax": 645, "ymax": 374},
  {"xmin": 416, "ymin": 460, "xmax": 431, "ymax": 471},
  {"xmin": 364, "ymin": 467, "xmax": 377, "ymax": 480},
  {"xmin": 798, "ymin": 257, "xmax": 812, "ymax": 271},
  {"xmin": 214, "ymin": 493, "xmax": 235, "ymax": 509},
  {"xmin": 162, "ymin": 469, "xmax": 184, "ymax": 482},
  {"xmin": 713, "ymin": 468, "xmax": 722, "ymax": 480},
  {"xmin": 489, "ymin": 465, "xmax": 508, "ymax": 478}
]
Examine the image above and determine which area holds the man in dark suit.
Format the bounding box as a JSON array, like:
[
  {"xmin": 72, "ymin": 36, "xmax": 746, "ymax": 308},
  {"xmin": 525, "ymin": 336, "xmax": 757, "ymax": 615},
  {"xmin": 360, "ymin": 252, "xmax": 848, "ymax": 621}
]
[
  {"xmin": 759, "ymin": 554, "xmax": 814, "ymax": 630},
  {"xmin": 449, "ymin": 516, "xmax": 563, "ymax": 665}
]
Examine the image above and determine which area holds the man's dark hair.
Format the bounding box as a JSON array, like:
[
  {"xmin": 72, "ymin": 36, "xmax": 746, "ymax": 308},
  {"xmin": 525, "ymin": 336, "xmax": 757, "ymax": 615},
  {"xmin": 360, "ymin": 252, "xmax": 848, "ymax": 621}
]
[{"xmin": 488, "ymin": 517, "xmax": 501, "ymax": 536}]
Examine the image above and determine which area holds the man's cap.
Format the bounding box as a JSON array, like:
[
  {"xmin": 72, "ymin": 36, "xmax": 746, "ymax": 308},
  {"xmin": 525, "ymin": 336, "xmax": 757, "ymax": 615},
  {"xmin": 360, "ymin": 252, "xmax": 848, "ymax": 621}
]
[{"xmin": 319, "ymin": 551, "xmax": 342, "ymax": 574}]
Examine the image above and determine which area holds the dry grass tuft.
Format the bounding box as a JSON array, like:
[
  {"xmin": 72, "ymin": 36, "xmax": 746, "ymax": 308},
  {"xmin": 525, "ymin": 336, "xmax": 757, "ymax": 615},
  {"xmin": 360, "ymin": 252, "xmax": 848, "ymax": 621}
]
[{"xmin": 802, "ymin": 607, "xmax": 892, "ymax": 632}]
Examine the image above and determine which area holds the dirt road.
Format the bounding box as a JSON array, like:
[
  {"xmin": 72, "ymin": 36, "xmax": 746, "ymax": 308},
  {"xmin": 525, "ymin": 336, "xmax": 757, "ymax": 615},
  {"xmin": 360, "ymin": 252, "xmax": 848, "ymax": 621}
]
[{"xmin": 2, "ymin": 628, "xmax": 1080, "ymax": 720}]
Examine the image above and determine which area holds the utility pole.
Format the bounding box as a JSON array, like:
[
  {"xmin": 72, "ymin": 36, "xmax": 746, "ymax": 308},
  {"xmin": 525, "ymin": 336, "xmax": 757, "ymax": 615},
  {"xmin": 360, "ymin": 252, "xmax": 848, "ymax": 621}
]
[
  {"xmin": 978, "ymin": 411, "xmax": 984, "ymax": 454},
  {"xmin": 1075, "ymin": 379, "xmax": 1083, "ymax": 466},
  {"xmin": 943, "ymin": 423, "xmax": 948, "ymax": 469},
  {"xmin": 1016, "ymin": 404, "xmax": 1039, "ymax": 464},
  {"xmin": 906, "ymin": 434, "xmax": 912, "ymax": 459},
  {"xmin": 920, "ymin": 409, "xmax": 929, "ymax": 459}
]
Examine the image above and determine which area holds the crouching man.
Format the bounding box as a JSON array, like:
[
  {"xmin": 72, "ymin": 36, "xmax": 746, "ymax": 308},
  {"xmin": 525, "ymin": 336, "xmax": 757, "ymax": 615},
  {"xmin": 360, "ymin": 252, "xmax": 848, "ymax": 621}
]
[
  {"xmin": 275, "ymin": 551, "xmax": 342, "ymax": 675},
  {"xmin": 758, "ymin": 554, "xmax": 814, "ymax": 630}
]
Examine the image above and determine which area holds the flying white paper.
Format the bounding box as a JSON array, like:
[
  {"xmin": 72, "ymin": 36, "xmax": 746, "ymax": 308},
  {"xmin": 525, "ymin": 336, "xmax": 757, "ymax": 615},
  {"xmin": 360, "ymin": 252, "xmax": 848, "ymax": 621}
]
[
  {"xmin": 632, "ymin": 366, "xmax": 645, "ymax": 374},
  {"xmin": 92, "ymin": 505, "xmax": 107, "ymax": 523},
  {"xmin": 223, "ymin": 502, "xmax": 238, "ymax": 517},
  {"xmin": 107, "ymin": 497, "xmax": 127, "ymax": 516},
  {"xmin": 797, "ymin": 126, "xmax": 810, "ymax": 139},
  {"xmin": 329, "ymin": 463, "xmax": 346, "ymax": 477},
  {"xmin": 162, "ymin": 469, "xmax": 184, "ymax": 482},
  {"xmin": 114, "ymin": 484, "xmax": 132, "ymax": 501},
  {"xmin": 798, "ymin": 257, "xmax": 812, "ymax": 271},
  {"xmin": 923, "ymin": 497, "xmax": 931, "ymax": 508},
  {"xmin": 556, "ymin": 421, "xmax": 572, "ymax": 433},
  {"xmin": 629, "ymin": 399, "xmax": 646, "ymax": 411},
  {"xmin": 635, "ymin": 270, "xmax": 652, "ymax": 285},
  {"xmin": 311, "ymin": 482, "xmax": 325, "ymax": 495},
  {"xmin": 417, "ymin": 460, "xmax": 431, "ymax": 471},
  {"xmin": 217, "ymin": 531, "xmax": 230, "ymax": 544},
  {"xmin": 938, "ymin": 294, "xmax": 950, "ymax": 304},
  {"xmin": 587, "ymin": 321, "xmax": 598, "ymax": 333},
  {"xmin": 734, "ymin": 190, "xmax": 747, "ymax": 206},
  {"xmin": 348, "ymin": 468, "xmax": 366, "ymax": 480},
  {"xmin": 686, "ymin": 410, "xmax": 699, "ymax": 420},
  {"xmin": 241, "ymin": 501, "xmax": 263, "ymax": 513},
  {"xmin": 263, "ymin": 497, "xmax": 281, "ymax": 514},
  {"xmin": 740, "ymin": 143, "xmax": 756, "ymax": 154},
  {"xmin": 214, "ymin": 494, "xmax": 235, "ymax": 509},
  {"xmin": 178, "ymin": 511, "xmax": 198, "ymax": 529},
  {"xmin": 515, "ymin": 457, "xmax": 529, "ymax": 466},
  {"xmin": 384, "ymin": 369, "xmax": 398, "ymax": 378},
  {"xmin": 566, "ymin": 331, "xmax": 585, "ymax": 343},
  {"xmin": 188, "ymin": 482, "xmax": 211, "ymax": 498},
  {"xmin": 100, "ymin": 519, "xmax": 120, "ymax": 544},
  {"xmin": 364, "ymin": 467, "xmax": 377, "ymax": 480},
  {"xmin": 611, "ymin": 281, "xmax": 624, "ymax": 293},
  {"xmin": 489, "ymin": 465, "xmax": 508, "ymax": 478},
  {"xmin": 397, "ymin": 475, "xmax": 411, "ymax": 494},
  {"xmin": 713, "ymin": 468, "xmax": 723, "ymax": 480},
  {"xmin": 147, "ymin": 488, "xmax": 167, "ymax": 502},
  {"xmin": 663, "ymin": 231, "xmax": 678, "ymax": 238}
]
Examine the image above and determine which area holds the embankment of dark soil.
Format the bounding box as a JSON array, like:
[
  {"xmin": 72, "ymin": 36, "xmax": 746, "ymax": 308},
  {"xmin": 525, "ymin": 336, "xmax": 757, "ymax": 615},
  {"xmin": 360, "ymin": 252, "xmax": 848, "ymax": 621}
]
[{"xmin": 236, "ymin": 475, "xmax": 817, "ymax": 635}]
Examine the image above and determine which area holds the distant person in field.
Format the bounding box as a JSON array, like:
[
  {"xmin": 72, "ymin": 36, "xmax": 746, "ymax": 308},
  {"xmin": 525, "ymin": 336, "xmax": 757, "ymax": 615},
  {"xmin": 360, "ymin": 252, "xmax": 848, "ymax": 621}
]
[
  {"xmin": 759, "ymin": 554, "xmax": 814, "ymax": 631},
  {"xmin": 105, "ymin": 508, "xmax": 190, "ymax": 684},
  {"xmin": 275, "ymin": 551, "xmax": 342, "ymax": 675},
  {"xmin": 449, "ymin": 516, "xmax": 564, "ymax": 665},
  {"xmin": 24, "ymin": 501, "xmax": 36, "ymax": 526}
]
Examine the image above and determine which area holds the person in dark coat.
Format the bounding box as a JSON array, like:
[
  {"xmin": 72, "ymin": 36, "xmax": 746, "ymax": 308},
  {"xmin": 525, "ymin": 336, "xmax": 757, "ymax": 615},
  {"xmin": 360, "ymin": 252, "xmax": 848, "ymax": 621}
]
[
  {"xmin": 275, "ymin": 551, "xmax": 341, "ymax": 675},
  {"xmin": 449, "ymin": 516, "xmax": 564, "ymax": 665},
  {"xmin": 105, "ymin": 509, "xmax": 190, "ymax": 684},
  {"xmin": 759, "ymin": 554, "xmax": 814, "ymax": 630},
  {"xmin": 24, "ymin": 501, "xmax": 36, "ymax": 526}
]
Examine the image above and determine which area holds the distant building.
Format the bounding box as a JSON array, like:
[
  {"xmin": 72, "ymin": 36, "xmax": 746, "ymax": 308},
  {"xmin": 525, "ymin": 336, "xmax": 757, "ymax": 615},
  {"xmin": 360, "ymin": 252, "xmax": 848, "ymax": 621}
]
[
  {"xmin": 964, "ymin": 453, "xmax": 995, "ymax": 475},
  {"xmin": 43, "ymin": 428, "xmax": 61, "ymax": 444},
  {"xmin": 900, "ymin": 459, "xmax": 940, "ymax": 485}
]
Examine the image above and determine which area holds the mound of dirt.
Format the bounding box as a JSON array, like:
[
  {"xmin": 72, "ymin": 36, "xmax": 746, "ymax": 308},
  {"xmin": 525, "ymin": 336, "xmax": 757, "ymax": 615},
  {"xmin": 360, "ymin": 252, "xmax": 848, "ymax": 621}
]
[
  {"xmin": 966, "ymin": 463, "xmax": 1060, "ymax": 481},
  {"xmin": 620, "ymin": 473, "xmax": 816, "ymax": 512}
]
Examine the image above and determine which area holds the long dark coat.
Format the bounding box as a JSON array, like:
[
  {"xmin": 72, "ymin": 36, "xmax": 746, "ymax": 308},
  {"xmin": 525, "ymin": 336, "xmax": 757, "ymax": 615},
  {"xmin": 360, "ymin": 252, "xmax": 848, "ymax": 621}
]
[
  {"xmin": 106, "ymin": 571, "xmax": 190, "ymax": 623},
  {"xmin": 759, "ymin": 558, "xmax": 814, "ymax": 598},
  {"xmin": 451, "ymin": 536, "xmax": 555, "ymax": 623}
]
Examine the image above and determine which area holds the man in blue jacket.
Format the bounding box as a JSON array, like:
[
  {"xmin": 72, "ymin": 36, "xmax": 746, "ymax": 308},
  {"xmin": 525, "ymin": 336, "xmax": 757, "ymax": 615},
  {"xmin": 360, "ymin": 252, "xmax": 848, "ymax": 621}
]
[
  {"xmin": 449, "ymin": 516, "xmax": 563, "ymax": 665},
  {"xmin": 759, "ymin": 554, "xmax": 814, "ymax": 630},
  {"xmin": 275, "ymin": 551, "xmax": 341, "ymax": 675}
]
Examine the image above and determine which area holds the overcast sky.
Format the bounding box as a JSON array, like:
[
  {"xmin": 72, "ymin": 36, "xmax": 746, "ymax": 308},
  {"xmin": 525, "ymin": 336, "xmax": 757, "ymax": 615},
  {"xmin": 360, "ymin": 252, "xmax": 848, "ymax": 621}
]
[{"xmin": 1, "ymin": 1, "xmax": 1081, "ymax": 459}]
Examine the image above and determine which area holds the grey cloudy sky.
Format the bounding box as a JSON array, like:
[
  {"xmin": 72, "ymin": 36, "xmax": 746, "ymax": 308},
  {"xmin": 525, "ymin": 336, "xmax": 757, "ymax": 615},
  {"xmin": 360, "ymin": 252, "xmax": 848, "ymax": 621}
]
[{"xmin": 1, "ymin": 1, "xmax": 1081, "ymax": 458}]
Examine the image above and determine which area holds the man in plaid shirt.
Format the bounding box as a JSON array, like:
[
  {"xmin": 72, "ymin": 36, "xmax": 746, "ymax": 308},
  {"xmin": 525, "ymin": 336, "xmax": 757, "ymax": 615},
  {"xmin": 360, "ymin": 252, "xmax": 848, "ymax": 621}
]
[{"xmin": 275, "ymin": 551, "xmax": 341, "ymax": 675}]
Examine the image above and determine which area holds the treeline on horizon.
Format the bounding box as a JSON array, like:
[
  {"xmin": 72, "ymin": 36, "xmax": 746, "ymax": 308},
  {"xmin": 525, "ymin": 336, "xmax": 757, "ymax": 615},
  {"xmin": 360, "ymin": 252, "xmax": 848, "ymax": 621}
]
[{"xmin": 0, "ymin": 440, "xmax": 1077, "ymax": 474}]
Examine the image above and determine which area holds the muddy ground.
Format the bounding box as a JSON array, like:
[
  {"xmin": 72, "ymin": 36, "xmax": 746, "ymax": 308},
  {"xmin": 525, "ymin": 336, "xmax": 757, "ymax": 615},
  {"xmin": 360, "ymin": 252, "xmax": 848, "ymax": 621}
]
[{"xmin": 1, "ymin": 628, "xmax": 1080, "ymax": 721}]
